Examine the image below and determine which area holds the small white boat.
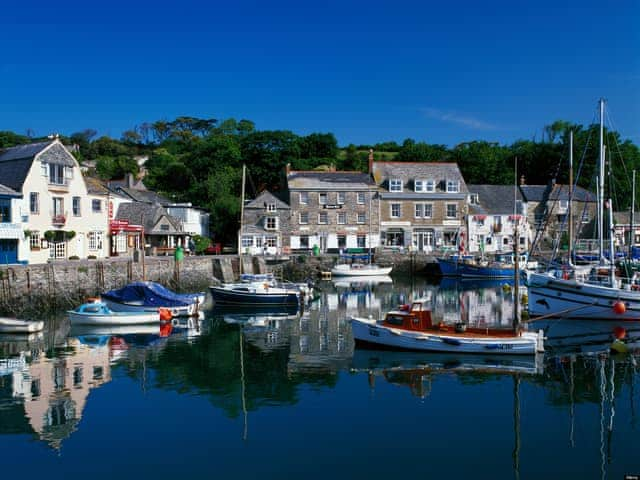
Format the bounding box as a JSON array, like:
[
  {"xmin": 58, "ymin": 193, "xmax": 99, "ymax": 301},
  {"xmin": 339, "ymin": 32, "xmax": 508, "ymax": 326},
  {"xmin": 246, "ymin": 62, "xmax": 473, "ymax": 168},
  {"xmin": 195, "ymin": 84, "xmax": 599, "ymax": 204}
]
[
  {"xmin": 68, "ymin": 302, "xmax": 160, "ymax": 325},
  {"xmin": 351, "ymin": 300, "xmax": 544, "ymax": 355},
  {"xmin": 331, "ymin": 263, "xmax": 393, "ymax": 277},
  {"xmin": 0, "ymin": 317, "xmax": 44, "ymax": 334}
]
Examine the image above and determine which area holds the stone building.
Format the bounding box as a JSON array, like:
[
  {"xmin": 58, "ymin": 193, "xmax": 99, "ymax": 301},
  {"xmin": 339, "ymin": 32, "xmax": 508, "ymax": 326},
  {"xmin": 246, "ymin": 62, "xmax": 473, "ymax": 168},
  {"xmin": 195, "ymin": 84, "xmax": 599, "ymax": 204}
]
[
  {"xmin": 371, "ymin": 156, "xmax": 468, "ymax": 252},
  {"xmin": 240, "ymin": 190, "xmax": 291, "ymax": 255},
  {"xmin": 286, "ymin": 166, "xmax": 379, "ymax": 253}
]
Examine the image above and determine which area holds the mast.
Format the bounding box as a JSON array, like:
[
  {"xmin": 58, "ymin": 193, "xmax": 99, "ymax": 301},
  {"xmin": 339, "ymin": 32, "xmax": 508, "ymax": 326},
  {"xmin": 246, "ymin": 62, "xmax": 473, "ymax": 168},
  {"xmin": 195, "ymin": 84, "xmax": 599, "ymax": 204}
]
[
  {"xmin": 513, "ymin": 157, "xmax": 520, "ymax": 330},
  {"xmin": 630, "ymin": 170, "xmax": 636, "ymax": 260},
  {"xmin": 606, "ymin": 145, "xmax": 616, "ymax": 286},
  {"xmin": 598, "ymin": 98, "xmax": 605, "ymax": 265},
  {"xmin": 239, "ymin": 164, "xmax": 246, "ymax": 275},
  {"xmin": 368, "ymin": 188, "xmax": 372, "ymax": 265},
  {"xmin": 568, "ymin": 130, "xmax": 574, "ymax": 266}
]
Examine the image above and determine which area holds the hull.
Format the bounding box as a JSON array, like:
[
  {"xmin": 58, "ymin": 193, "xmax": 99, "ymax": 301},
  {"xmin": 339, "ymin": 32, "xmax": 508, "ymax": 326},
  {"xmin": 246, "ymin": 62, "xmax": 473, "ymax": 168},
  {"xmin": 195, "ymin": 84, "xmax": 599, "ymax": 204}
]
[
  {"xmin": 0, "ymin": 318, "xmax": 44, "ymax": 333},
  {"xmin": 331, "ymin": 264, "xmax": 393, "ymax": 276},
  {"xmin": 70, "ymin": 324, "xmax": 162, "ymax": 336},
  {"xmin": 527, "ymin": 271, "xmax": 640, "ymax": 320},
  {"xmin": 436, "ymin": 258, "xmax": 464, "ymax": 276},
  {"xmin": 210, "ymin": 286, "xmax": 299, "ymax": 305},
  {"xmin": 351, "ymin": 317, "xmax": 542, "ymax": 355},
  {"xmin": 460, "ymin": 263, "xmax": 516, "ymax": 278},
  {"xmin": 68, "ymin": 310, "xmax": 160, "ymax": 325},
  {"xmin": 102, "ymin": 298, "xmax": 195, "ymax": 317}
]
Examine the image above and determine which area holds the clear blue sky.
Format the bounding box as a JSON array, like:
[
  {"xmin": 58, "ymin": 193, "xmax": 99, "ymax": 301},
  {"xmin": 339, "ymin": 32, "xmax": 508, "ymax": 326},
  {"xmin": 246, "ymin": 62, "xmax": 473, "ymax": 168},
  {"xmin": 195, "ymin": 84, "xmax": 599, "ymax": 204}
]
[{"xmin": 1, "ymin": 0, "xmax": 638, "ymax": 147}]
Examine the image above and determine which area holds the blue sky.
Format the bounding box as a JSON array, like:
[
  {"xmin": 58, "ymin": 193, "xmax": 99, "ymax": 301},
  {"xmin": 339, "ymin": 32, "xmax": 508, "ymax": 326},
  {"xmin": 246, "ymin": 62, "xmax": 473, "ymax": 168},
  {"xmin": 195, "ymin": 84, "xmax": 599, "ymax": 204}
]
[{"xmin": 0, "ymin": 0, "xmax": 638, "ymax": 146}]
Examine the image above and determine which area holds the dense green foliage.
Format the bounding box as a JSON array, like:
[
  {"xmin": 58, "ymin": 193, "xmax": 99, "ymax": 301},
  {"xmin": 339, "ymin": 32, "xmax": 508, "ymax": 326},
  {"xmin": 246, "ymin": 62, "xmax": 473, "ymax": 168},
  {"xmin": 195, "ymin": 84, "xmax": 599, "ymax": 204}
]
[{"xmin": 2, "ymin": 115, "xmax": 638, "ymax": 243}]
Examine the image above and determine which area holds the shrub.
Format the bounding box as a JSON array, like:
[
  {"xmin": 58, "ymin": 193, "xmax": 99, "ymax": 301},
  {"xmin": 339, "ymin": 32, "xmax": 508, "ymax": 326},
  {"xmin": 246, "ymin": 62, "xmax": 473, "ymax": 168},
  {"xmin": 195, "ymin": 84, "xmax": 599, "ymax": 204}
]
[{"xmin": 69, "ymin": 255, "xmax": 80, "ymax": 260}]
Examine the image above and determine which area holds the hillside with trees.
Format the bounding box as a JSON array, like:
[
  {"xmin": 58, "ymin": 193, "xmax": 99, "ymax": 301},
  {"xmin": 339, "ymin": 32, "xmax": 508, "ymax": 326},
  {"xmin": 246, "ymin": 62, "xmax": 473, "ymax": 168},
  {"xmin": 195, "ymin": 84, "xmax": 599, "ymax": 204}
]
[{"xmin": 1, "ymin": 116, "xmax": 638, "ymax": 243}]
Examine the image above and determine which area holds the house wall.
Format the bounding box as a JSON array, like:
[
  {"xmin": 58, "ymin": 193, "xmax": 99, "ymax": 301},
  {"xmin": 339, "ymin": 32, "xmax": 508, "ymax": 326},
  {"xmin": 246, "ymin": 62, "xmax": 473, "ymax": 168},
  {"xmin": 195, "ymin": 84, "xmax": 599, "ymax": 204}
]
[{"xmin": 241, "ymin": 204, "xmax": 292, "ymax": 255}]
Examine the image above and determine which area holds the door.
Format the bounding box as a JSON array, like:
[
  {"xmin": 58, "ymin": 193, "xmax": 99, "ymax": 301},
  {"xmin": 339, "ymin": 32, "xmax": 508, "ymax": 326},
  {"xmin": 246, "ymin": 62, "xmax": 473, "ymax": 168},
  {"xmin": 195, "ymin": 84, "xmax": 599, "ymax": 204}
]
[
  {"xmin": 319, "ymin": 235, "xmax": 327, "ymax": 252},
  {"xmin": 76, "ymin": 233, "xmax": 84, "ymax": 258},
  {"xmin": 0, "ymin": 239, "xmax": 18, "ymax": 264}
]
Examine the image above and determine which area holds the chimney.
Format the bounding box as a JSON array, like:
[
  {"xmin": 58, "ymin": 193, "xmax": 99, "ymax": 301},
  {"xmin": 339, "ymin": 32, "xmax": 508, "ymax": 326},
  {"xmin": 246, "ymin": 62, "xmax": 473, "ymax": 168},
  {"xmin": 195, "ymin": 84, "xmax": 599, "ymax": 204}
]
[
  {"xmin": 520, "ymin": 175, "xmax": 525, "ymax": 186},
  {"xmin": 126, "ymin": 172, "xmax": 135, "ymax": 188},
  {"xmin": 368, "ymin": 149, "xmax": 374, "ymax": 174},
  {"xmin": 285, "ymin": 163, "xmax": 291, "ymax": 176}
]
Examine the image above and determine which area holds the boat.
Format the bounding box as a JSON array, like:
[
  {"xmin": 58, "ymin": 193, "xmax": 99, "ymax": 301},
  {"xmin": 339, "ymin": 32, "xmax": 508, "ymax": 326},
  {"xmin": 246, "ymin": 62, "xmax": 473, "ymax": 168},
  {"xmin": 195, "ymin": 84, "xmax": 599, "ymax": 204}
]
[
  {"xmin": 436, "ymin": 254, "xmax": 475, "ymax": 276},
  {"xmin": 68, "ymin": 301, "xmax": 161, "ymax": 325},
  {"xmin": 209, "ymin": 282, "xmax": 300, "ymax": 305},
  {"xmin": 0, "ymin": 318, "xmax": 44, "ymax": 333},
  {"xmin": 101, "ymin": 281, "xmax": 205, "ymax": 317},
  {"xmin": 350, "ymin": 299, "xmax": 544, "ymax": 355},
  {"xmin": 527, "ymin": 99, "xmax": 640, "ymax": 320},
  {"xmin": 69, "ymin": 324, "xmax": 163, "ymax": 337},
  {"xmin": 331, "ymin": 274, "xmax": 393, "ymax": 288},
  {"xmin": 331, "ymin": 263, "xmax": 392, "ymax": 277},
  {"xmin": 438, "ymin": 253, "xmax": 534, "ymax": 279}
]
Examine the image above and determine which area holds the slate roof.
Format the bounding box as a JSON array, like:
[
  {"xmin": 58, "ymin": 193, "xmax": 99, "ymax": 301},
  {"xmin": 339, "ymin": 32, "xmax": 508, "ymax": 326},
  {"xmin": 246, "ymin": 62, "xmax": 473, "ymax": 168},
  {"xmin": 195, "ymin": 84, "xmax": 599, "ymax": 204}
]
[
  {"xmin": 0, "ymin": 183, "xmax": 20, "ymax": 196},
  {"xmin": 287, "ymin": 171, "xmax": 375, "ymax": 190},
  {"xmin": 372, "ymin": 162, "xmax": 468, "ymax": 193},
  {"xmin": 245, "ymin": 190, "xmax": 290, "ymax": 209},
  {"xmin": 115, "ymin": 202, "xmax": 182, "ymax": 233},
  {"xmin": 84, "ymin": 177, "xmax": 110, "ymax": 196},
  {"xmin": 519, "ymin": 184, "xmax": 595, "ymax": 203},
  {"xmin": 0, "ymin": 141, "xmax": 53, "ymax": 162},
  {"xmin": 114, "ymin": 186, "xmax": 172, "ymax": 205},
  {"xmin": 467, "ymin": 185, "xmax": 523, "ymax": 214}
]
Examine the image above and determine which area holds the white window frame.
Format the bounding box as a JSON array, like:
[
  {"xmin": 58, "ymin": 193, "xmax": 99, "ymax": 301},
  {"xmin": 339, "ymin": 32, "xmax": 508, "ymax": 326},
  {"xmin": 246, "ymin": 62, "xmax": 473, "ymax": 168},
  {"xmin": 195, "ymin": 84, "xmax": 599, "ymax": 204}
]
[
  {"xmin": 88, "ymin": 231, "xmax": 104, "ymax": 251},
  {"xmin": 92, "ymin": 199, "xmax": 102, "ymax": 213},
  {"xmin": 357, "ymin": 192, "xmax": 365, "ymax": 204},
  {"xmin": 30, "ymin": 192, "xmax": 39, "ymax": 214},
  {"xmin": 29, "ymin": 231, "xmax": 41, "ymax": 249},
  {"xmin": 425, "ymin": 180, "xmax": 435, "ymax": 192},
  {"xmin": 72, "ymin": 196, "xmax": 81, "ymax": 217},
  {"xmin": 389, "ymin": 179, "xmax": 403, "ymax": 192},
  {"xmin": 357, "ymin": 235, "xmax": 366, "ymax": 248},
  {"xmin": 446, "ymin": 203, "xmax": 458, "ymax": 219},
  {"xmin": 337, "ymin": 212, "xmax": 346, "ymax": 225},
  {"xmin": 337, "ymin": 192, "xmax": 345, "ymax": 204},
  {"xmin": 267, "ymin": 203, "xmax": 276, "ymax": 212},
  {"xmin": 299, "ymin": 192, "xmax": 309, "ymax": 205},
  {"xmin": 265, "ymin": 236, "xmax": 277, "ymax": 247},
  {"xmin": 265, "ymin": 216, "xmax": 278, "ymax": 230},
  {"xmin": 391, "ymin": 203, "xmax": 401, "ymax": 218},
  {"xmin": 318, "ymin": 212, "xmax": 328, "ymax": 225},
  {"xmin": 357, "ymin": 213, "xmax": 366, "ymax": 224},
  {"xmin": 414, "ymin": 180, "xmax": 424, "ymax": 192},
  {"xmin": 414, "ymin": 203, "xmax": 423, "ymax": 218},
  {"xmin": 299, "ymin": 212, "xmax": 309, "ymax": 224},
  {"xmin": 116, "ymin": 232, "xmax": 127, "ymax": 253},
  {"xmin": 241, "ymin": 236, "xmax": 254, "ymax": 248},
  {"xmin": 318, "ymin": 193, "xmax": 327, "ymax": 205},
  {"xmin": 49, "ymin": 242, "xmax": 66, "ymax": 259},
  {"xmin": 446, "ymin": 180, "xmax": 460, "ymax": 193}
]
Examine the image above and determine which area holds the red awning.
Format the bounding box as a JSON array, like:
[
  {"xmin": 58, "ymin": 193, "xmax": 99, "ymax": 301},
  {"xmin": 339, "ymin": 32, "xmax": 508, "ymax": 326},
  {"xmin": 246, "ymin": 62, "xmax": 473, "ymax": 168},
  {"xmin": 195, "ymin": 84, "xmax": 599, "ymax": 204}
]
[
  {"xmin": 474, "ymin": 215, "xmax": 487, "ymax": 220},
  {"xmin": 110, "ymin": 220, "xmax": 143, "ymax": 233}
]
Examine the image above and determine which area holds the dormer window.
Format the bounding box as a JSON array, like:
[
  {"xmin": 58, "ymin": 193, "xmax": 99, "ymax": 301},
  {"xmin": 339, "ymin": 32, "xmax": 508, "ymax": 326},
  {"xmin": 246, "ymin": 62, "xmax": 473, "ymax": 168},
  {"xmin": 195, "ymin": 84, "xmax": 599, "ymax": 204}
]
[
  {"xmin": 389, "ymin": 179, "xmax": 403, "ymax": 192},
  {"xmin": 470, "ymin": 194, "xmax": 479, "ymax": 205},
  {"xmin": 265, "ymin": 217, "xmax": 278, "ymax": 230},
  {"xmin": 446, "ymin": 180, "xmax": 460, "ymax": 193},
  {"xmin": 414, "ymin": 180, "xmax": 424, "ymax": 192},
  {"xmin": 319, "ymin": 193, "xmax": 327, "ymax": 205},
  {"xmin": 267, "ymin": 203, "xmax": 276, "ymax": 212}
]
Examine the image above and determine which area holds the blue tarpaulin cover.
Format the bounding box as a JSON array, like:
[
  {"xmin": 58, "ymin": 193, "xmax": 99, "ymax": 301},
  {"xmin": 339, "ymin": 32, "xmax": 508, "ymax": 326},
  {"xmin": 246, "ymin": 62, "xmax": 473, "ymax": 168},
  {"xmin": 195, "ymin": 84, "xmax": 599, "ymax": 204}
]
[{"xmin": 102, "ymin": 282, "xmax": 200, "ymax": 308}]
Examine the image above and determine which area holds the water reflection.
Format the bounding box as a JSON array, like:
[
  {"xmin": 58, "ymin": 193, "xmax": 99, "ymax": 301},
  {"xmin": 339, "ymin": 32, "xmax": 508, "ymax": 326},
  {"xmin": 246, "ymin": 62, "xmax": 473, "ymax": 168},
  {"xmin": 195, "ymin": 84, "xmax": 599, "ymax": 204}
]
[{"xmin": 0, "ymin": 276, "xmax": 637, "ymax": 478}]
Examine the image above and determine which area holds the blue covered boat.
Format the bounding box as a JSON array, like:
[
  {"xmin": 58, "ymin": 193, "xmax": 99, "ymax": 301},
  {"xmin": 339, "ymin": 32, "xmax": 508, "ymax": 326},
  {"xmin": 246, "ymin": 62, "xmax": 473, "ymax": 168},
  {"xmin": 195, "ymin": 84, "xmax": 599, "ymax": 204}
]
[
  {"xmin": 209, "ymin": 282, "xmax": 300, "ymax": 306},
  {"xmin": 436, "ymin": 255, "xmax": 474, "ymax": 276},
  {"xmin": 101, "ymin": 281, "xmax": 205, "ymax": 317}
]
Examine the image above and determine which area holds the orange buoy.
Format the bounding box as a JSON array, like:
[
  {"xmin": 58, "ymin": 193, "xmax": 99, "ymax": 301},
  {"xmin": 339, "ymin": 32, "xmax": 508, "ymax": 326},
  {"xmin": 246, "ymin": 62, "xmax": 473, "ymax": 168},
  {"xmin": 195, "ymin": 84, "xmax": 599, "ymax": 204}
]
[
  {"xmin": 612, "ymin": 301, "xmax": 626, "ymax": 315},
  {"xmin": 613, "ymin": 326, "xmax": 627, "ymax": 340},
  {"xmin": 159, "ymin": 308, "xmax": 173, "ymax": 322}
]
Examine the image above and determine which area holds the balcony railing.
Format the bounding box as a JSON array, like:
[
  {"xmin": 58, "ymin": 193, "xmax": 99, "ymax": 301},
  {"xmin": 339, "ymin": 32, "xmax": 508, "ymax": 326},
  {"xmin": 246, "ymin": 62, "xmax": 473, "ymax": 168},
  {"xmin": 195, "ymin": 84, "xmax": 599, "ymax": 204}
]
[{"xmin": 52, "ymin": 213, "xmax": 67, "ymax": 226}]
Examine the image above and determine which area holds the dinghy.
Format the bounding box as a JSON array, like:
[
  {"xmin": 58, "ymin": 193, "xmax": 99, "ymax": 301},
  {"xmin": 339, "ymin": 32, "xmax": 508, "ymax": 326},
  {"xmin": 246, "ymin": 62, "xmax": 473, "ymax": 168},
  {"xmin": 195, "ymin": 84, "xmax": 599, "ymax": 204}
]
[
  {"xmin": 68, "ymin": 301, "xmax": 161, "ymax": 325},
  {"xmin": 0, "ymin": 318, "xmax": 44, "ymax": 334}
]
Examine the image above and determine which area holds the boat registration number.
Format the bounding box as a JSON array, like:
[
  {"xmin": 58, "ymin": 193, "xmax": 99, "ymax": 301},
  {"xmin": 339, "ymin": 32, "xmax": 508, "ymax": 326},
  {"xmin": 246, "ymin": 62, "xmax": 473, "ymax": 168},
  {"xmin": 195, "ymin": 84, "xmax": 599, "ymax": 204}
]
[
  {"xmin": 368, "ymin": 327, "xmax": 380, "ymax": 337},
  {"xmin": 493, "ymin": 344, "xmax": 513, "ymax": 350}
]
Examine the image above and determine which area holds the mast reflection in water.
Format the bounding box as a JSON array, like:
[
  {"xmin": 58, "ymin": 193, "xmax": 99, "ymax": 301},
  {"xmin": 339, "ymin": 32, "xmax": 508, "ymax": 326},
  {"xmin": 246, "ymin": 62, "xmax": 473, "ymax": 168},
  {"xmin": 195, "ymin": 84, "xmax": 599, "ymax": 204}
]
[{"xmin": 0, "ymin": 276, "xmax": 637, "ymax": 479}]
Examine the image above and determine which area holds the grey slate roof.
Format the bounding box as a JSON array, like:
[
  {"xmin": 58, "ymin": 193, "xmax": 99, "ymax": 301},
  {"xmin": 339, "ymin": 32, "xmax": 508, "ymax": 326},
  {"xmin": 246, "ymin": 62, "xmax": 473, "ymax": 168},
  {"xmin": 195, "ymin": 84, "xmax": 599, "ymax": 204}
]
[
  {"xmin": 84, "ymin": 177, "xmax": 110, "ymax": 196},
  {"xmin": 115, "ymin": 202, "xmax": 182, "ymax": 233},
  {"xmin": 519, "ymin": 184, "xmax": 595, "ymax": 203},
  {"xmin": 287, "ymin": 171, "xmax": 375, "ymax": 190},
  {"xmin": 467, "ymin": 185, "xmax": 523, "ymax": 214},
  {"xmin": 0, "ymin": 183, "xmax": 20, "ymax": 196},
  {"xmin": 0, "ymin": 141, "xmax": 53, "ymax": 162},
  {"xmin": 115, "ymin": 186, "xmax": 172, "ymax": 205},
  {"xmin": 245, "ymin": 190, "xmax": 290, "ymax": 209},
  {"xmin": 372, "ymin": 162, "xmax": 469, "ymax": 193}
]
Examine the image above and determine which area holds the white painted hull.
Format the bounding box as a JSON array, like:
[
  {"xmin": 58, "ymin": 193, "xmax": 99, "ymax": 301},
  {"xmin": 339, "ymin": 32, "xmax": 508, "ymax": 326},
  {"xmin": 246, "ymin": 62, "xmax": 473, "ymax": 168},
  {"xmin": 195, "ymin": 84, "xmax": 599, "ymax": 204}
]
[
  {"xmin": 70, "ymin": 324, "xmax": 162, "ymax": 336},
  {"xmin": 102, "ymin": 298, "xmax": 196, "ymax": 317},
  {"xmin": 527, "ymin": 270, "xmax": 640, "ymax": 320},
  {"xmin": 0, "ymin": 318, "xmax": 44, "ymax": 333},
  {"xmin": 332, "ymin": 275, "xmax": 393, "ymax": 288},
  {"xmin": 68, "ymin": 311, "xmax": 160, "ymax": 325},
  {"xmin": 529, "ymin": 318, "xmax": 640, "ymax": 352},
  {"xmin": 331, "ymin": 265, "xmax": 393, "ymax": 276},
  {"xmin": 351, "ymin": 317, "xmax": 543, "ymax": 355}
]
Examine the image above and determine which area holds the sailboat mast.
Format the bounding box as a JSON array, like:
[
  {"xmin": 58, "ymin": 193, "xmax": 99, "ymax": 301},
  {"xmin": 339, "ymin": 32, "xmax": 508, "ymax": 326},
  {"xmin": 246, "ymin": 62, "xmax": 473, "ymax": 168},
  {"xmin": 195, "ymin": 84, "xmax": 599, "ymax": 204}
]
[
  {"xmin": 630, "ymin": 170, "xmax": 636, "ymax": 260},
  {"xmin": 598, "ymin": 98, "xmax": 605, "ymax": 265},
  {"xmin": 568, "ymin": 131, "xmax": 574, "ymax": 266},
  {"xmin": 239, "ymin": 164, "xmax": 246, "ymax": 275},
  {"xmin": 606, "ymin": 145, "xmax": 616, "ymax": 286}
]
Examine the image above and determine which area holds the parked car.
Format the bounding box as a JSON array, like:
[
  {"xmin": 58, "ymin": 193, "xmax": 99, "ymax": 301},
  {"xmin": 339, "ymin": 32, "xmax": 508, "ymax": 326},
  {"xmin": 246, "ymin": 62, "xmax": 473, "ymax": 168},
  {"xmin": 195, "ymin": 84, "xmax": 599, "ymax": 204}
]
[{"xmin": 204, "ymin": 243, "xmax": 222, "ymax": 255}]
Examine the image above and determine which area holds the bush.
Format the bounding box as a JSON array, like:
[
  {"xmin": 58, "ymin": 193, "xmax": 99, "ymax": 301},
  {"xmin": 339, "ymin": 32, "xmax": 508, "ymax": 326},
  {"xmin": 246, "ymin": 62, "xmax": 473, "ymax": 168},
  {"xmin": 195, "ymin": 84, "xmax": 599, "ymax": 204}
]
[
  {"xmin": 88, "ymin": 255, "xmax": 97, "ymax": 260},
  {"xmin": 69, "ymin": 255, "xmax": 80, "ymax": 260}
]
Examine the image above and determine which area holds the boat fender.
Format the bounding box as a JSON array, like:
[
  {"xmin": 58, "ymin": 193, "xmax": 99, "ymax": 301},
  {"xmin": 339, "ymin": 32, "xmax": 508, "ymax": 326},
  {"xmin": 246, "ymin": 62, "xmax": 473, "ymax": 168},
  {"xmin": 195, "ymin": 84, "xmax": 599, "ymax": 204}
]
[
  {"xmin": 613, "ymin": 326, "xmax": 626, "ymax": 339},
  {"xmin": 610, "ymin": 339, "xmax": 629, "ymax": 354},
  {"xmin": 159, "ymin": 308, "xmax": 172, "ymax": 322},
  {"xmin": 612, "ymin": 301, "xmax": 626, "ymax": 315}
]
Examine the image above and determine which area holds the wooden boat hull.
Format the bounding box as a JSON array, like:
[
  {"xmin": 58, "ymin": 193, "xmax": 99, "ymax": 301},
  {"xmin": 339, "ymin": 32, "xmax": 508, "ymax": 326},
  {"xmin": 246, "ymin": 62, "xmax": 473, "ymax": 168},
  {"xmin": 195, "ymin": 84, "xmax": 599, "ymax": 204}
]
[
  {"xmin": 351, "ymin": 317, "xmax": 543, "ymax": 355},
  {"xmin": 527, "ymin": 270, "xmax": 640, "ymax": 320},
  {"xmin": 331, "ymin": 265, "xmax": 393, "ymax": 276},
  {"xmin": 0, "ymin": 318, "xmax": 44, "ymax": 333},
  {"xmin": 209, "ymin": 286, "xmax": 300, "ymax": 305}
]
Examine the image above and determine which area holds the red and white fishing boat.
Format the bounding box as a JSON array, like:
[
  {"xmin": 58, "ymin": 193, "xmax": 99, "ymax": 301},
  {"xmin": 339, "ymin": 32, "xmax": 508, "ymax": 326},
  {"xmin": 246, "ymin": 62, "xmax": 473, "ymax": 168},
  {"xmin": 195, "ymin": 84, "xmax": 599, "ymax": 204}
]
[{"xmin": 350, "ymin": 299, "xmax": 544, "ymax": 355}]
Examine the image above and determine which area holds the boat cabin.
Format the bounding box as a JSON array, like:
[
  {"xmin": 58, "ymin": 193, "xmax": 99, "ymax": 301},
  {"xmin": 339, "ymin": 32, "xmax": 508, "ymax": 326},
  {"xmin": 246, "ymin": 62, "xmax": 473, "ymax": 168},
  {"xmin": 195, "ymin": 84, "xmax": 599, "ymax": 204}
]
[{"xmin": 382, "ymin": 301, "xmax": 433, "ymax": 331}]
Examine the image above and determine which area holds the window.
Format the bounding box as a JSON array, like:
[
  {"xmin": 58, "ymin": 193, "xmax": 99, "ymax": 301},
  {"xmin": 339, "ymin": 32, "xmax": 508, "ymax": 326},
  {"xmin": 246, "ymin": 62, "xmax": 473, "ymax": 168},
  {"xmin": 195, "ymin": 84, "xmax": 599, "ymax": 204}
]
[
  {"xmin": 265, "ymin": 217, "xmax": 278, "ymax": 230},
  {"xmin": 241, "ymin": 236, "xmax": 253, "ymax": 247},
  {"xmin": 52, "ymin": 197, "xmax": 64, "ymax": 217},
  {"xmin": 389, "ymin": 179, "xmax": 403, "ymax": 192},
  {"xmin": 357, "ymin": 192, "xmax": 365, "ymax": 204},
  {"xmin": 49, "ymin": 163, "xmax": 65, "ymax": 185},
  {"xmin": 337, "ymin": 192, "xmax": 345, "ymax": 204},
  {"xmin": 92, "ymin": 199, "xmax": 102, "ymax": 212},
  {"xmin": 391, "ymin": 203, "xmax": 401, "ymax": 218},
  {"xmin": 319, "ymin": 193, "xmax": 327, "ymax": 205},
  {"xmin": 470, "ymin": 194, "xmax": 479, "ymax": 205},
  {"xmin": 267, "ymin": 203, "xmax": 276, "ymax": 212},
  {"xmin": 265, "ymin": 236, "xmax": 277, "ymax": 247},
  {"xmin": 160, "ymin": 224, "xmax": 169, "ymax": 231},
  {"xmin": 415, "ymin": 204, "xmax": 423, "ymax": 218},
  {"xmin": 300, "ymin": 235, "xmax": 309, "ymax": 249},
  {"xmin": 299, "ymin": 212, "xmax": 309, "ymax": 224},
  {"xmin": 446, "ymin": 204, "xmax": 458, "ymax": 218},
  {"xmin": 318, "ymin": 212, "xmax": 328, "ymax": 224},
  {"xmin": 0, "ymin": 199, "xmax": 9, "ymax": 223},
  {"xmin": 88, "ymin": 231, "xmax": 104, "ymax": 251},
  {"xmin": 446, "ymin": 180, "xmax": 460, "ymax": 193},
  {"xmin": 519, "ymin": 236, "xmax": 526, "ymax": 246},
  {"xmin": 357, "ymin": 212, "xmax": 366, "ymax": 224},
  {"xmin": 503, "ymin": 237, "xmax": 509, "ymax": 246},
  {"xmin": 414, "ymin": 180, "xmax": 424, "ymax": 192},
  {"xmin": 72, "ymin": 197, "xmax": 81, "ymax": 216},
  {"xmin": 337, "ymin": 234, "xmax": 346, "ymax": 248},
  {"xmin": 29, "ymin": 231, "xmax": 41, "ymax": 250},
  {"xmin": 300, "ymin": 192, "xmax": 309, "ymax": 205},
  {"xmin": 49, "ymin": 242, "xmax": 66, "ymax": 259},
  {"xmin": 424, "ymin": 204, "xmax": 433, "ymax": 218},
  {"xmin": 415, "ymin": 203, "xmax": 433, "ymax": 218},
  {"xmin": 357, "ymin": 235, "xmax": 366, "ymax": 248},
  {"xmin": 425, "ymin": 180, "xmax": 435, "ymax": 192},
  {"xmin": 337, "ymin": 212, "xmax": 346, "ymax": 224},
  {"xmin": 116, "ymin": 233, "xmax": 127, "ymax": 253},
  {"xmin": 30, "ymin": 192, "xmax": 39, "ymax": 214}
]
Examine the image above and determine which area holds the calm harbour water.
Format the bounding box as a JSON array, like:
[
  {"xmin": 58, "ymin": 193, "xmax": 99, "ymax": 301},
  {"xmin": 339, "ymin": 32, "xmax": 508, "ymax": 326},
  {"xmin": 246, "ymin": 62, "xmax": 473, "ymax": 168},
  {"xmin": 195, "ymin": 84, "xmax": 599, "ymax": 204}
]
[{"xmin": 0, "ymin": 276, "xmax": 638, "ymax": 479}]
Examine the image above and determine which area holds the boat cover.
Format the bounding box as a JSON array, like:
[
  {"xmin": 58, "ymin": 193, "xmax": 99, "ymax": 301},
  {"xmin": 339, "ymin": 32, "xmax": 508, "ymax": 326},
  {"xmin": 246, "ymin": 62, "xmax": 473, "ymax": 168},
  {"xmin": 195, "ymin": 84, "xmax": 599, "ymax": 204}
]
[{"xmin": 102, "ymin": 282, "xmax": 198, "ymax": 308}]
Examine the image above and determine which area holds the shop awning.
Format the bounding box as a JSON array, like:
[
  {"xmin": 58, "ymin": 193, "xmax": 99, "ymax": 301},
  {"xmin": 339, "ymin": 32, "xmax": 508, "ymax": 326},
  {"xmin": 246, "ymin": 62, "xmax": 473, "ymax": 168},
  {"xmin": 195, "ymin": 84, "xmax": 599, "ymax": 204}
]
[{"xmin": 110, "ymin": 220, "xmax": 143, "ymax": 234}]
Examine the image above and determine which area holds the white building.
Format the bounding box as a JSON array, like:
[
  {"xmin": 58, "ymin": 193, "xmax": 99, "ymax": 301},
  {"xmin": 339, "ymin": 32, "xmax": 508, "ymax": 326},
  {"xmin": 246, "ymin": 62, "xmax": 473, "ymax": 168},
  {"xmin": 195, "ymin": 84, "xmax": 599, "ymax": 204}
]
[{"xmin": 0, "ymin": 184, "xmax": 25, "ymax": 264}]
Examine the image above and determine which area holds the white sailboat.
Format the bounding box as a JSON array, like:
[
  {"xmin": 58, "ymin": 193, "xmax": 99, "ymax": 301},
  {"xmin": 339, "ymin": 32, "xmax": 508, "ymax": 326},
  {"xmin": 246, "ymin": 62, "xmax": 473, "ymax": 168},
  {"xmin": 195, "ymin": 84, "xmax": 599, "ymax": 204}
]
[{"xmin": 527, "ymin": 99, "xmax": 640, "ymax": 320}]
